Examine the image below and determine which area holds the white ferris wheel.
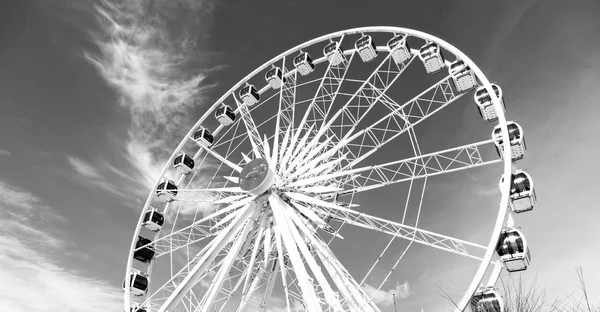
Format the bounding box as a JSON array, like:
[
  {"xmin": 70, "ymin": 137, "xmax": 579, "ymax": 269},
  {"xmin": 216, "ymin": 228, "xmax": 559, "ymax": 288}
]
[{"xmin": 123, "ymin": 27, "xmax": 538, "ymax": 312}]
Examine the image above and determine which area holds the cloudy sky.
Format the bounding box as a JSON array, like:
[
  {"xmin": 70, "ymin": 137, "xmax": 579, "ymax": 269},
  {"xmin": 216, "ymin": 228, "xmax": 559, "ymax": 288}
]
[{"xmin": 1, "ymin": 0, "xmax": 600, "ymax": 311}]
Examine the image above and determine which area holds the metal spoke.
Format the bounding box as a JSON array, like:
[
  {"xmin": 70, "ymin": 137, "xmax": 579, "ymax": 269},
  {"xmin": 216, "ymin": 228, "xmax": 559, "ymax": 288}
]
[
  {"xmin": 194, "ymin": 139, "xmax": 243, "ymax": 173},
  {"xmin": 150, "ymin": 196, "xmax": 254, "ymax": 257},
  {"xmin": 289, "ymin": 139, "xmax": 500, "ymax": 191},
  {"xmin": 300, "ymin": 52, "xmax": 412, "ymax": 169},
  {"xmin": 345, "ymin": 75, "xmax": 466, "ymax": 169},
  {"xmin": 235, "ymin": 96, "xmax": 265, "ymax": 159}
]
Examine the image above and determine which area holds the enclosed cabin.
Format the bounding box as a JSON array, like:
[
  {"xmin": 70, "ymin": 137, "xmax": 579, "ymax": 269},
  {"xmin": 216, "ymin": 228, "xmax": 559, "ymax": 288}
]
[
  {"xmin": 323, "ymin": 41, "xmax": 346, "ymax": 66},
  {"xmin": 123, "ymin": 270, "xmax": 149, "ymax": 297},
  {"xmin": 496, "ymin": 227, "xmax": 531, "ymax": 272},
  {"xmin": 156, "ymin": 179, "xmax": 178, "ymax": 202},
  {"xmin": 133, "ymin": 236, "xmax": 155, "ymax": 264},
  {"xmin": 449, "ymin": 60, "xmax": 477, "ymax": 93},
  {"xmin": 474, "ymin": 84, "xmax": 506, "ymax": 122},
  {"xmin": 355, "ymin": 35, "xmax": 378, "ymax": 63},
  {"xmin": 173, "ymin": 152, "xmax": 195, "ymax": 175},
  {"xmin": 418, "ymin": 42, "xmax": 445, "ymax": 74},
  {"xmin": 240, "ymin": 83, "xmax": 260, "ymax": 106},
  {"xmin": 142, "ymin": 208, "xmax": 164, "ymax": 232},
  {"xmin": 215, "ymin": 104, "xmax": 236, "ymax": 126},
  {"xmin": 499, "ymin": 170, "xmax": 537, "ymax": 213},
  {"xmin": 471, "ymin": 288, "xmax": 505, "ymax": 312},
  {"xmin": 129, "ymin": 303, "xmax": 147, "ymax": 312},
  {"xmin": 492, "ymin": 121, "xmax": 526, "ymax": 161},
  {"xmin": 293, "ymin": 51, "xmax": 315, "ymax": 76},
  {"xmin": 265, "ymin": 66, "xmax": 286, "ymax": 89},
  {"xmin": 387, "ymin": 34, "xmax": 412, "ymax": 64},
  {"xmin": 193, "ymin": 127, "xmax": 214, "ymax": 148}
]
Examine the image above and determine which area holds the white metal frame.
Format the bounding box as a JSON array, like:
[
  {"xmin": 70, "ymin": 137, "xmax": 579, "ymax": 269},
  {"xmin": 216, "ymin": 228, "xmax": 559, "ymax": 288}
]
[{"xmin": 124, "ymin": 26, "xmax": 514, "ymax": 312}]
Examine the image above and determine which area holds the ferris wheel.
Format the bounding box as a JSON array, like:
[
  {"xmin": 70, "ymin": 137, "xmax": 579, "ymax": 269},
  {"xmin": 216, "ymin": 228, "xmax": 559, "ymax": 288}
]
[{"xmin": 123, "ymin": 27, "xmax": 537, "ymax": 312}]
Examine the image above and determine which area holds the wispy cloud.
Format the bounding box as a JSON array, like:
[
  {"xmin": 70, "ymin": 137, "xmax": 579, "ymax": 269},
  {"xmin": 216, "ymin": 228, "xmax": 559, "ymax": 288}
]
[
  {"xmin": 0, "ymin": 179, "xmax": 46, "ymax": 212},
  {"xmin": 0, "ymin": 179, "xmax": 66, "ymax": 224},
  {"xmin": 85, "ymin": 0, "xmax": 215, "ymax": 191},
  {"xmin": 0, "ymin": 148, "xmax": 11, "ymax": 156},
  {"xmin": 0, "ymin": 234, "xmax": 122, "ymax": 312},
  {"xmin": 363, "ymin": 281, "xmax": 412, "ymax": 306},
  {"xmin": 66, "ymin": 156, "xmax": 136, "ymax": 199},
  {"xmin": 0, "ymin": 179, "xmax": 121, "ymax": 312}
]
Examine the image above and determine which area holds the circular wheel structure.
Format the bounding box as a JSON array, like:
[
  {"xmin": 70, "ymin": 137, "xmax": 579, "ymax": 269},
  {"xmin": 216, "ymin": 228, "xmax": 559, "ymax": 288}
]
[{"xmin": 124, "ymin": 27, "xmax": 537, "ymax": 312}]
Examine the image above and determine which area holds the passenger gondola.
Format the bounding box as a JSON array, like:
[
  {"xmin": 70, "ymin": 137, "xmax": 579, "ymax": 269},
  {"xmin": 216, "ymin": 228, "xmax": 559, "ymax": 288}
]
[
  {"xmin": 387, "ymin": 34, "xmax": 411, "ymax": 64},
  {"xmin": 265, "ymin": 66, "xmax": 286, "ymax": 89},
  {"xmin": 156, "ymin": 179, "xmax": 178, "ymax": 202},
  {"xmin": 449, "ymin": 60, "xmax": 477, "ymax": 92},
  {"xmin": 499, "ymin": 170, "xmax": 537, "ymax": 213},
  {"xmin": 133, "ymin": 236, "xmax": 155, "ymax": 264},
  {"xmin": 192, "ymin": 127, "xmax": 214, "ymax": 148},
  {"xmin": 293, "ymin": 51, "xmax": 315, "ymax": 76},
  {"xmin": 323, "ymin": 40, "xmax": 346, "ymax": 66},
  {"xmin": 173, "ymin": 152, "xmax": 195, "ymax": 174},
  {"xmin": 215, "ymin": 104, "xmax": 236, "ymax": 126},
  {"xmin": 129, "ymin": 303, "xmax": 147, "ymax": 312},
  {"xmin": 142, "ymin": 208, "xmax": 164, "ymax": 232},
  {"xmin": 240, "ymin": 83, "xmax": 260, "ymax": 106},
  {"xmin": 496, "ymin": 227, "xmax": 531, "ymax": 272},
  {"xmin": 471, "ymin": 288, "xmax": 505, "ymax": 312},
  {"xmin": 355, "ymin": 35, "xmax": 378, "ymax": 63},
  {"xmin": 123, "ymin": 270, "xmax": 149, "ymax": 297},
  {"xmin": 418, "ymin": 42, "xmax": 445, "ymax": 74},
  {"xmin": 474, "ymin": 84, "xmax": 506, "ymax": 122},
  {"xmin": 492, "ymin": 121, "xmax": 526, "ymax": 161}
]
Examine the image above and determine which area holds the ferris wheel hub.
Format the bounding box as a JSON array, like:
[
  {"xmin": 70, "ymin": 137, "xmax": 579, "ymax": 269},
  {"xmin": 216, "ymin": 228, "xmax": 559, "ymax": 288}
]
[{"xmin": 239, "ymin": 158, "xmax": 276, "ymax": 195}]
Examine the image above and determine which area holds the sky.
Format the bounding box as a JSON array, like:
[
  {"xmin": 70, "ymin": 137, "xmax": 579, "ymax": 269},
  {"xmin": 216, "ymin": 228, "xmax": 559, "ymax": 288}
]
[{"xmin": 0, "ymin": 0, "xmax": 600, "ymax": 311}]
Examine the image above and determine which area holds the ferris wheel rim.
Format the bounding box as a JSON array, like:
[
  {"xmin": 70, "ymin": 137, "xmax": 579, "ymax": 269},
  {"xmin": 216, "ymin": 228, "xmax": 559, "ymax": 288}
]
[{"xmin": 123, "ymin": 26, "xmax": 514, "ymax": 312}]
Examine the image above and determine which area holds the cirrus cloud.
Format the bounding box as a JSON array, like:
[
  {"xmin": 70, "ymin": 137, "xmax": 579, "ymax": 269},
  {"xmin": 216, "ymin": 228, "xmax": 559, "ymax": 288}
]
[{"xmin": 0, "ymin": 179, "xmax": 121, "ymax": 312}]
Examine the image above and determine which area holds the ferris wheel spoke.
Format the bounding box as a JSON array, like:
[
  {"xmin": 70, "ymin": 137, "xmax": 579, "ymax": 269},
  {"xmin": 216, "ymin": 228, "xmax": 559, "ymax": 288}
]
[
  {"xmin": 256, "ymin": 260, "xmax": 281, "ymax": 312},
  {"xmin": 274, "ymin": 56, "xmax": 298, "ymax": 139},
  {"xmin": 278, "ymin": 196, "xmax": 344, "ymax": 310},
  {"xmin": 199, "ymin": 218, "xmax": 255, "ymax": 312},
  {"xmin": 158, "ymin": 204, "xmax": 258, "ymax": 312},
  {"xmin": 288, "ymin": 139, "xmax": 500, "ymax": 190},
  {"xmin": 172, "ymin": 187, "xmax": 245, "ymax": 203},
  {"xmin": 284, "ymin": 133, "xmax": 334, "ymax": 176},
  {"xmin": 292, "ymin": 75, "xmax": 460, "ymax": 179},
  {"xmin": 289, "ymin": 47, "xmax": 355, "ymax": 160},
  {"xmin": 195, "ymin": 257, "xmax": 250, "ymax": 312},
  {"xmin": 235, "ymin": 96, "xmax": 265, "ymax": 159},
  {"xmin": 325, "ymin": 204, "xmax": 486, "ymax": 260},
  {"xmin": 276, "ymin": 127, "xmax": 293, "ymax": 172},
  {"xmin": 285, "ymin": 203, "xmax": 363, "ymax": 310},
  {"xmin": 346, "ymin": 75, "xmax": 465, "ymax": 168},
  {"xmin": 195, "ymin": 140, "xmax": 243, "ymax": 172},
  {"xmin": 286, "ymin": 206, "xmax": 378, "ymax": 311},
  {"xmin": 280, "ymin": 124, "xmax": 314, "ymax": 174},
  {"xmin": 269, "ymin": 194, "xmax": 323, "ymax": 311},
  {"xmin": 151, "ymin": 196, "xmax": 254, "ymax": 257},
  {"xmin": 327, "ymin": 55, "xmax": 416, "ymax": 145},
  {"xmin": 237, "ymin": 259, "xmax": 277, "ymax": 312},
  {"xmin": 339, "ymin": 140, "xmax": 500, "ymax": 197},
  {"xmin": 272, "ymin": 224, "xmax": 294, "ymax": 312},
  {"xmin": 141, "ymin": 242, "xmax": 228, "ymax": 311},
  {"xmin": 303, "ymin": 52, "xmax": 410, "ymax": 165},
  {"xmin": 242, "ymin": 213, "xmax": 268, "ymax": 293}
]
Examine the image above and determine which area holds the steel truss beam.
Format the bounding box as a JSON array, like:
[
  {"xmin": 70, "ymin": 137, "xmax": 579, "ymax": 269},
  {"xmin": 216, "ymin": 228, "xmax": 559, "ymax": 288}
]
[
  {"xmin": 323, "ymin": 206, "xmax": 486, "ymax": 260},
  {"xmin": 290, "ymin": 139, "xmax": 501, "ymax": 192}
]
